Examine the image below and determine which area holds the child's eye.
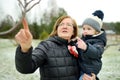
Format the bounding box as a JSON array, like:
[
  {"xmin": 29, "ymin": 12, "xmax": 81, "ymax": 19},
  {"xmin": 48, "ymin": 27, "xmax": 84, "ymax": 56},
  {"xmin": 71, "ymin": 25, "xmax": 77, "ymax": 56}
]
[
  {"xmin": 83, "ymin": 28, "xmax": 85, "ymax": 30},
  {"xmin": 88, "ymin": 28, "xmax": 91, "ymax": 30}
]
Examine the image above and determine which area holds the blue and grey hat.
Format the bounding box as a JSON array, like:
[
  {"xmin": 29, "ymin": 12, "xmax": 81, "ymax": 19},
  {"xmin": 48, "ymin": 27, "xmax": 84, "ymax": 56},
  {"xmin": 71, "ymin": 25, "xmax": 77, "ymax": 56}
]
[{"xmin": 82, "ymin": 10, "xmax": 104, "ymax": 32}]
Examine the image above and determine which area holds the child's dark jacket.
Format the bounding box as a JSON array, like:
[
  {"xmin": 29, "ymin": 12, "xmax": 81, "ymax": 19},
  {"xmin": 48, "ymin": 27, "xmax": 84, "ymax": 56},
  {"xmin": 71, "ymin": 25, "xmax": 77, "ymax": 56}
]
[{"xmin": 78, "ymin": 29, "xmax": 107, "ymax": 75}]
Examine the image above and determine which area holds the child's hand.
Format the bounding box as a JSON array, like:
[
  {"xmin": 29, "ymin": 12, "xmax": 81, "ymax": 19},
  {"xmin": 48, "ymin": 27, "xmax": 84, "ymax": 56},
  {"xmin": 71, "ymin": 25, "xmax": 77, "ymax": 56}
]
[{"xmin": 76, "ymin": 37, "xmax": 87, "ymax": 51}]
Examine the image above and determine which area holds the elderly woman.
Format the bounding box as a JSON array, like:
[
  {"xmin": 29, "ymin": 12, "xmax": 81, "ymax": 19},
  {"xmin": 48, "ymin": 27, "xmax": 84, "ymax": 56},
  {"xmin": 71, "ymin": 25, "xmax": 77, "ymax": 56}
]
[{"xmin": 15, "ymin": 15, "xmax": 95, "ymax": 80}]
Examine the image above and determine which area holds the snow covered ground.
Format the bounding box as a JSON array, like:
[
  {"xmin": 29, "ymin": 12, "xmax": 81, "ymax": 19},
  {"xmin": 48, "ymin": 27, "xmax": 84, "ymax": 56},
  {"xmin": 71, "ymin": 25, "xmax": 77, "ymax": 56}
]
[{"xmin": 0, "ymin": 39, "xmax": 120, "ymax": 80}]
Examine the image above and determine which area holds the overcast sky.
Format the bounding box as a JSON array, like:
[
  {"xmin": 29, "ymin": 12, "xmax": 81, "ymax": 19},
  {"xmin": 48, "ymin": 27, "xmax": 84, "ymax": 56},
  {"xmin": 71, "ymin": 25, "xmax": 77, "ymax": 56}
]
[{"xmin": 0, "ymin": 0, "xmax": 120, "ymax": 25}]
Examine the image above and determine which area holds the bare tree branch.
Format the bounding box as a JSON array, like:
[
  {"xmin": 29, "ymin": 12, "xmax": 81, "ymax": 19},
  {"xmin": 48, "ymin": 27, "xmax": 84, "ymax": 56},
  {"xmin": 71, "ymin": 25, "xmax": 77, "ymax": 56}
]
[
  {"xmin": 105, "ymin": 43, "xmax": 120, "ymax": 50},
  {"xmin": 0, "ymin": 20, "xmax": 22, "ymax": 35},
  {"xmin": 26, "ymin": 0, "xmax": 41, "ymax": 12},
  {"xmin": 27, "ymin": 0, "xmax": 34, "ymax": 5},
  {"xmin": 17, "ymin": 0, "xmax": 24, "ymax": 9},
  {"xmin": 0, "ymin": 0, "xmax": 41, "ymax": 36}
]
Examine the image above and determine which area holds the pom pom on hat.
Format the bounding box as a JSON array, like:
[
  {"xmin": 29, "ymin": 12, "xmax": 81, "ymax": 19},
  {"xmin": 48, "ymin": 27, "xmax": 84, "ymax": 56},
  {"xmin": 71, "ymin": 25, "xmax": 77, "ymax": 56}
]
[
  {"xmin": 82, "ymin": 10, "xmax": 104, "ymax": 32},
  {"xmin": 92, "ymin": 10, "xmax": 104, "ymax": 20}
]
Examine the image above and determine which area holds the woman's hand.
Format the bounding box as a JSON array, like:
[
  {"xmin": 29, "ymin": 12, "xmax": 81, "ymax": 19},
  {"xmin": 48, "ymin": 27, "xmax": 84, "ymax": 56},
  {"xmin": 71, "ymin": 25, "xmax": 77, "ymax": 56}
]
[
  {"xmin": 82, "ymin": 73, "xmax": 96, "ymax": 80},
  {"xmin": 15, "ymin": 18, "xmax": 33, "ymax": 52}
]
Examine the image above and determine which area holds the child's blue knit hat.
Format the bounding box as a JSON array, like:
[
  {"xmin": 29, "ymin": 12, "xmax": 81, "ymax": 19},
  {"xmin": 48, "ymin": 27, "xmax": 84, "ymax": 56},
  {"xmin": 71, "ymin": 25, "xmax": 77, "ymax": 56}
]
[{"xmin": 82, "ymin": 10, "xmax": 104, "ymax": 32}]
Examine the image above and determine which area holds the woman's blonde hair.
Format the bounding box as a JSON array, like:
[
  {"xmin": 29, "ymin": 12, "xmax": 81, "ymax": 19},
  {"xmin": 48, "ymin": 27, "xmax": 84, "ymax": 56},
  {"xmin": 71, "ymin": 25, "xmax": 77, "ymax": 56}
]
[{"xmin": 49, "ymin": 15, "xmax": 78, "ymax": 39}]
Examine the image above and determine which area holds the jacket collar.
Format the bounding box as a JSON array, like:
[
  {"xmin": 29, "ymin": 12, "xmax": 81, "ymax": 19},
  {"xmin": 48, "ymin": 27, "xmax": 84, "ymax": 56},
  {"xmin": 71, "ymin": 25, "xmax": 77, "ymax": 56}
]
[{"xmin": 48, "ymin": 36, "xmax": 68, "ymax": 45}]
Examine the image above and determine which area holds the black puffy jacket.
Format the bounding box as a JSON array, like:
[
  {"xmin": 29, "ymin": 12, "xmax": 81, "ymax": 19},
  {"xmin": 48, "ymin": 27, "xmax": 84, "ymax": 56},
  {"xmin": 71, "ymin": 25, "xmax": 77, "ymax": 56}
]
[{"xmin": 15, "ymin": 36, "xmax": 79, "ymax": 80}]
